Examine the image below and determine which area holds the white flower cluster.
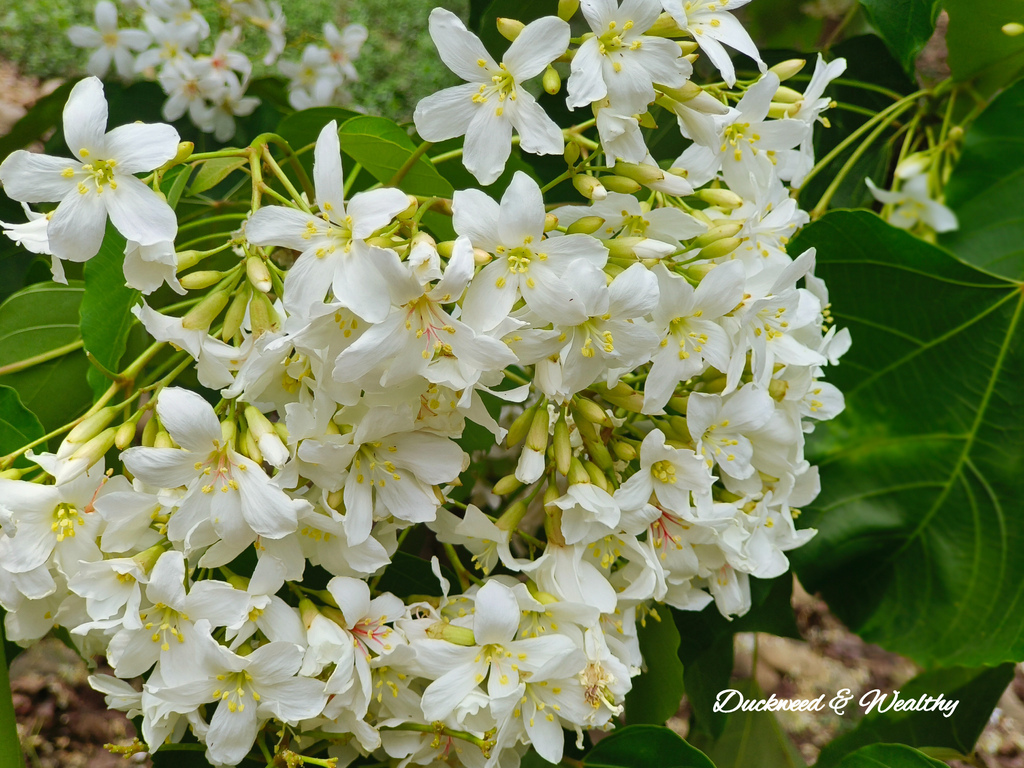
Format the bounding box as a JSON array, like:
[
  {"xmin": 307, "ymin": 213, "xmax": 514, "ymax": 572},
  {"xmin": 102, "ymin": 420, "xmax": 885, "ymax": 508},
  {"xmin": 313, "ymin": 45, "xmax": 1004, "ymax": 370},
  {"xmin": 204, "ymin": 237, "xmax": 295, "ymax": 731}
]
[
  {"xmin": 0, "ymin": 1, "xmax": 852, "ymax": 765},
  {"xmin": 67, "ymin": 0, "xmax": 367, "ymax": 140}
]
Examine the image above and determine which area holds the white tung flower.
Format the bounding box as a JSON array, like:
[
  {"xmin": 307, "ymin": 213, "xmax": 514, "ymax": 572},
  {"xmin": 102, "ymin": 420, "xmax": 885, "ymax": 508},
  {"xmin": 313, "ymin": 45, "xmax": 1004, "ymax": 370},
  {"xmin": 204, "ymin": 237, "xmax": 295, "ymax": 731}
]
[
  {"xmin": 415, "ymin": 9, "xmax": 570, "ymax": 185},
  {"xmin": 68, "ymin": 0, "xmax": 152, "ymax": 79},
  {"xmin": 0, "ymin": 77, "xmax": 179, "ymax": 264}
]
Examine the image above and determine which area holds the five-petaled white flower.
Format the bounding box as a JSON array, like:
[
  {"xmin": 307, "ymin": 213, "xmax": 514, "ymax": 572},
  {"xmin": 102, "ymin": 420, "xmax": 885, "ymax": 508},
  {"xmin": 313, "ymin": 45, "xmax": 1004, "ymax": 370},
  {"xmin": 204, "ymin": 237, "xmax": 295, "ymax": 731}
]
[
  {"xmin": 415, "ymin": 8, "xmax": 570, "ymax": 185},
  {"xmin": 68, "ymin": 0, "xmax": 152, "ymax": 79},
  {"xmin": 0, "ymin": 77, "xmax": 179, "ymax": 263}
]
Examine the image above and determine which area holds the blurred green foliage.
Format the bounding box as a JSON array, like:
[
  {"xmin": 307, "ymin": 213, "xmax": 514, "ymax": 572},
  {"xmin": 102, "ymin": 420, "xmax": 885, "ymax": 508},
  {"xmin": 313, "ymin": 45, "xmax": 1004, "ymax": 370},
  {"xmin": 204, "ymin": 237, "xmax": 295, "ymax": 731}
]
[{"xmin": 0, "ymin": 0, "xmax": 468, "ymax": 122}]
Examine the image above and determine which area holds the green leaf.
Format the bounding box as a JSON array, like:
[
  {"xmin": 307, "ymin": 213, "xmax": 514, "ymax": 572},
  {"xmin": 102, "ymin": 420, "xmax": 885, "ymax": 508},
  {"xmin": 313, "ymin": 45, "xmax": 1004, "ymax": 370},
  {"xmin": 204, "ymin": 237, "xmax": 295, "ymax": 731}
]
[
  {"xmin": 0, "ymin": 80, "xmax": 75, "ymax": 163},
  {"xmin": 339, "ymin": 115, "xmax": 453, "ymax": 197},
  {"xmin": 945, "ymin": 0, "xmax": 1024, "ymax": 89},
  {"xmin": 858, "ymin": 0, "xmax": 940, "ymax": 74},
  {"xmin": 675, "ymin": 576, "xmax": 798, "ymax": 738},
  {"xmin": 275, "ymin": 107, "xmax": 367, "ymax": 152},
  {"xmin": 624, "ymin": 613, "xmax": 685, "ymax": 725},
  {"xmin": 0, "ymin": 385, "xmax": 44, "ymax": 467},
  {"xmin": 789, "ymin": 210, "xmax": 1024, "ymax": 667},
  {"xmin": 583, "ymin": 725, "xmax": 715, "ymax": 768},
  {"xmin": 832, "ymin": 744, "xmax": 947, "ymax": 768},
  {"xmin": 165, "ymin": 165, "xmax": 193, "ymax": 210},
  {"xmin": 0, "ymin": 282, "xmax": 92, "ymax": 431},
  {"xmin": 81, "ymin": 226, "xmax": 139, "ymax": 375},
  {"xmin": 940, "ymin": 78, "xmax": 1024, "ymax": 280},
  {"xmin": 815, "ymin": 664, "xmax": 1014, "ymax": 767},
  {"xmin": 689, "ymin": 678, "xmax": 806, "ymax": 768},
  {"xmin": 189, "ymin": 157, "xmax": 248, "ymax": 196},
  {"xmin": 374, "ymin": 552, "xmax": 461, "ymax": 598}
]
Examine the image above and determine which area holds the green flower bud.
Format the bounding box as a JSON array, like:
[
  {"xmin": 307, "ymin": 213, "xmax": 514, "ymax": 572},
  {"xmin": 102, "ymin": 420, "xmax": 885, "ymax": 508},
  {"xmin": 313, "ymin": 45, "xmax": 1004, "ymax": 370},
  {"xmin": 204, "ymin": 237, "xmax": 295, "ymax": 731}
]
[
  {"xmin": 66, "ymin": 406, "xmax": 118, "ymax": 446},
  {"xmin": 553, "ymin": 415, "xmax": 572, "ymax": 476},
  {"xmin": 769, "ymin": 58, "xmax": 806, "ymax": 81},
  {"xmin": 602, "ymin": 176, "xmax": 643, "ymax": 194},
  {"xmin": 564, "ymin": 141, "xmax": 581, "ymax": 165},
  {"xmin": 543, "ymin": 64, "xmax": 561, "ymax": 95},
  {"xmin": 493, "ymin": 473, "xmax": 523, "ymax": 496},
  {"xmin": 544, "ymin": 213, "xmax": 559, "ymax": 232},
  {"xmin": 426, "ymin": 621, "xmax": 477, "ymax": 645},
  {"xmin": 558, "ymin": 0, "xmax": 580, "ymax": 21},
  {"xmin": 497, "ymin": 17, "xmax": 525, "ymax": 41},
  {"xmin": 507, "ymin": 405, "xmax": 538, "ymax": 446},
  {"xmin": 584, "ymin": 460, "xmax": 610, "ymax": 490},
  {"xmin": 526, "ymin": 407, "xmax": 550, "ymax": 452},
  {"xmin": 566, "ymin": 216, "xmax": 606, "ymax": 235},
  {"xmin": 614, "ymin": 161, "xmax": 666, "ymax": 184},
  {"xmin": 611, "ymin": 440, "xmax": 636, "ymax": 462},
  {"xmin": 436, "ymin": 240, "xmax": 456, "ymax": 258},
  {"xmin": 698, "ymin": 236, "xmax": 742, "ymax": 260},
  {"xmin": 179, "ymin": 270, "xmax": 226, "ymax": 290},
  {"xmin": 692, "ymin": 221, "xmax": 744, "ymax": 248},
  {"xmin": 693, "ymin": 188, "xmax": 744, "ymax": 210},
  {"xmin": 221, "ymin": 285, "xmax": 251, "ymax": 342},
  {"xmin": 181, "ymin": 289, "xmax": 230, "ymax": 331},
  {"xmin": 248, "ymin": 291, "xmax": 278, "ymax": 337},
  {"xmin": 573, "ymin": 174, "xmax": 607, "ymax": 200},
  {"xmin": 114, "ymin": 421, "xmax": 137, "ymax": 450}
]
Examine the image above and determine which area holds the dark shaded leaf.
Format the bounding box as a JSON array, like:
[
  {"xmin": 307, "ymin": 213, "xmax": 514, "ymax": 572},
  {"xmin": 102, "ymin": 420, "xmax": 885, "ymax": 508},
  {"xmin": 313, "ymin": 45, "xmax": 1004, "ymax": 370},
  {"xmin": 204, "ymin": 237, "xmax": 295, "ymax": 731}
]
[
  {"xmin": 0, "ymin": 385, "xmax": 44, "ymax": 468},
  {"xmin": 625, "ymin": 612, "xmax": 685, "ymax": 725},
  {"xmin": 858, "ymin": 0, "xmax": 940, "ymax": 74},
  {"xmin": 583, "ymin": 725, "xmax": 715, "ymax": 768}
]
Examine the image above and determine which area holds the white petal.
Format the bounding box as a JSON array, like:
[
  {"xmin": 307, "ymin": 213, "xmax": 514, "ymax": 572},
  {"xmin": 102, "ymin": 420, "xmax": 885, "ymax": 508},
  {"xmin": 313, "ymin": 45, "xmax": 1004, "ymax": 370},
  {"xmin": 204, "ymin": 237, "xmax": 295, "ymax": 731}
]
[
  {"xmin": 104, "ymin": 123, "xmax": 180, "ymax": 174},
  {"xmin": 504, "ymin": 16, "xmax": 570, "ymax": 80},
  {"xmin": 463, "ymin": 104, "xmax": 513, "ymax": 186},
  {"xmin": 413, "ymin": 84, "xmax": 479, "ymax": 142},
  {"xmin": 0, "ymin": 152, "xmax": 79, "ymax": 203},
  {"xmin": 346, "ymin": 188, "xmax": 409, "ymax": 239},
  {"xmin": 498, "ymin": 171, "xmax": 545, "ymax": 245},
  {"xmin": 156, "ymin": 387, "xmax": 221, "ymax": 452},
  {"xmin": 427, "ymin": 8, "xmax": 495, "ymax": 82},
  {"xmin": 47, "ymin": 188, "xmax": 107, "ymax": 262},
  {"xmin": 509, "ymin": 91, "xmax": 564, "ymax": 156},
  {"xmin": 452, "ymin": 189, "xmax": 501, "ymax": 252},
  {"xmin": 105, "ymin": 176, "xmax": 177, "ymax": 245},
  {"xmin": 63, "ymin": 77, "xmax": 108, "ymax": 156},
  {"xmin": 246, "ymin": 206, "xmax": 326, "ymax": 251},
  {"xmin": 313, "ymin": 121, "xmax": 346, "ymax": 216},
  {"xmin": 566, "ymin": 38, "xmax": 607, "ymax": 108}
]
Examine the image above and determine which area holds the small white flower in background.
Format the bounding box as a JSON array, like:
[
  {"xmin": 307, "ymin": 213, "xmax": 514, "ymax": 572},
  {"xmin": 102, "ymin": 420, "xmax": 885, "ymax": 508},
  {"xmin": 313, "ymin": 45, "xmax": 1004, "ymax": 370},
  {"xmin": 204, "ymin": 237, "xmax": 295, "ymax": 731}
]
[
  {"xmin": 158, "ymin": 54, "xmax": 224, "ymax": 124},
  {"xmin": 866, "ymin": 172, "xmax": 959, "ymax": 233},
  {"xmin": 0, "ymin": 77, "xmax": 179, "ymax": 264},
  {"xmin": 68, "ymin": 0, "xmax": 152, "ymax": 79},
  {"xmin": 278, "ymin": 44, "xmax": 343, "ymax": 109},
  {"xmin": 324, "ymin": 21, "xmax": 368, "ymax": 81},
  {"xmin": 415, "ymin": 8, "xmax": 570, "ymax": 185}
]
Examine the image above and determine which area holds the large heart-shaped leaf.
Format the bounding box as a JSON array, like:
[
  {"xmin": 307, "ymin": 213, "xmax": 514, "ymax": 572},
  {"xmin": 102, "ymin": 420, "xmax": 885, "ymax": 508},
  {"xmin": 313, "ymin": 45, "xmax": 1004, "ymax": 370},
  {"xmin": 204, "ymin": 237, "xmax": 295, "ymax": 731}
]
[
  {"xmin": 790, "ymin": 210, "xmax": 1024, "ymax": 668},
  {"xmin": 940, "ymin": 78, "xmax": 1024, "ymax": 280}
]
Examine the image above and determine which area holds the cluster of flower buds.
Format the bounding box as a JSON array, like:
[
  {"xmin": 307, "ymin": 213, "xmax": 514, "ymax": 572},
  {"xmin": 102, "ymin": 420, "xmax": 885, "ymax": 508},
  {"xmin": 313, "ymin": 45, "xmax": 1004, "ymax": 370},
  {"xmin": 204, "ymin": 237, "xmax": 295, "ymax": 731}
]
[
  {"xmin": 67, "ymin": 0, "xmax": 367, "ymax": 140},
  {"xmin": 0, "ymin": 0, "xmax": 852, "ymax": 765}
]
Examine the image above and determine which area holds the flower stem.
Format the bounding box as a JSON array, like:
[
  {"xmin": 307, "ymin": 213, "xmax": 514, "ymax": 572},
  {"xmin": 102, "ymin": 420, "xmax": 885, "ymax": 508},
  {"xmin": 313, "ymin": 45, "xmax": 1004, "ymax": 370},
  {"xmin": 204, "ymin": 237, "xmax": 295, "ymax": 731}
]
[
  {"xmin": 390, "ymin": 140, "xmax": 434, "ymax": 187},
  {"xmin": 0, "ymin": 339, "xmax": 84, "ymax": 377}
]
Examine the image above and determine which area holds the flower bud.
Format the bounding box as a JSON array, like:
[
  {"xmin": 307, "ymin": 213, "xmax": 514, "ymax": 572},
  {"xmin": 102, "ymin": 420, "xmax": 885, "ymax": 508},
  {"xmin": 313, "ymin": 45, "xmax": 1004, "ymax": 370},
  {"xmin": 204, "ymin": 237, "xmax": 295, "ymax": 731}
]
[
  {"xmin": 647, "ymin": 12, "xmax": 680, "ymax": 35},
  {"xmin": 366, "ymin": 235, "xmax": 397, "ymax": 249},
  {"xmin": 668, "ymin": 394, "xmax": 689, "ymax": 413},
  {"xmin": 602, "ymin": 176, "xmax": 643, "ymax": 194},
  {"xmin": 69, "ymin": 427, "xmax": 116, "ymax": 467},
  {"xmin": 65, "ymin": 406, "xmax": 118, "ymax": 447},
  {"xmin": 181, "ymin": 289, "xmax": 230, "ymax": 331},
  {"xmin": 245, "ymin": 406, "xmax": 288, "ymax": 467},
  {"xmin": 544, "ymin": 213, "xmax": 559, "ymax": 232},
  {"xmin": 436, "ymin": 240, "xmax": 456, "ymax": 258},
  {"xmin": 611, "ymin": 439, "xmax": 636, "ymax": 462},
  {"xmin": 553, "ymin": 415, "xmax": 572, "ymax": 476},
  {"xmin": 660, "ymin": 81, "xmax": 703, "ymax": 102},
  {"xmin": 248, "ymin": 291, "xmax": 278, "ymax": 337},
  {"xmin": 769, "ymin": 378, "xmax": 790, "ymax": 401},
  {"xmin": 583, "ymin": 435, "xmax": 615, "ymax": 471},
  {"xmin": 574, "ymin": 397, "xmax": 611, "ymax": 427},
  {"xmin": 768, "ymin": 102, "xmax": 801, "ymax": 119},
  {"xmin": 493, "ymin": 473, "xmax": 523, "ymax": 495},
  {"xmin": 496, "ymin": 499, "xmax": 529, "ymax": 532},
  {"xmin": 692, "ymin": 221, "xmax": 743, "ymax": 248},
  {"xmin": 497, "ymin": 17, "xmax": 525, "ymax": 41},
  {"xmin": 693, "ymin": 188, "xmax": 744, "ymax": 210},
  {"xmin": 221, "ymin": 285, "xmax": 251, "ymax": 341},
  {"xmin": 299, "ymin": 599, "xmax": 320, "ymax": 628},
  {"xmin": 584, "ymin": 460, "xmax": 610, "ymax": 490},
  {"xmin": 567, "ymin": 456, "xmax": 591, "ymax": 485},
  {"xmin": 114, "ymin": 421, "xmax": 137, "ymax": 450},
  {"xmin": 573, "ymin": 174, "xmax": 607, "ymax": 200},
  {"xmin": 159, "ymin": 141, "xmax": 194, "ymax": 171},
  {"xmin": 0, "ymin": 468, "xmax": 25, "ymax": 480},
  {"xmin": 677, "ymin": 40, "xmax": 698, "ymax": 55},
  {"xmin": 507, "ymin": 405, "xmax": 538, "ymax": 446},
  {"xmin": 241, "ymin": 427, "xmax": 263, "ymax": 464},
  {"xmin": 614, "ymin": 161, "xmax": 666, "ymax": 185},
  {"xmin": 525, "ymin": 407, "xmax": 550, "ymax": 452},
  {"xmin": 564, "ymin": 142, "xmax": 581, "ymax": 165},
  {"xmin": 426, "ymin": 621, "xmax": 477, "ymax": 645},
  {"xmin": 473, "ymin": 247, "xmax": 492, "ymax": 265},
  {"xmin": 558, "ymin": 0, "xmax": 579, "ymax": 21},
  {"xmin": 246, "ymin": 256, "xmax": 272, "ymax": 293},
  {"xmin": 1003, "ymin": 22, "xmax": 1024, "ymax": 36},
  {"xmin": 594, "ymin": 381, "xmax": 644, "ymax": 412},
  {"xmin": 606, "ymin": 237, "xmax": 644, "ymax": 259},
  {"xmin": 174, "ymin": 250, "xmax": 204, "ymax": 272},
  {"xmin": 566, "ymin": 216, "xmax": 605, "ymax": 235},
  {"xmin": 543, "ymin": 492, "xmax": 566, "ymax": 547},
  {"xmin": 179, "ymin": 270, "xmax": 225, "ymax": 290},
  {"xmin": 543, "ymin": 64, "xmax": 561, "ymax": 95},
  {"xmin": 773, "ymin": 85, "xmax": 804, "ymax": 104},
  {"xmin": 141, "ymin": 415, "xmax": 159, "ymax": 447},
  {"xmin": 698, "ymin": 236, "xmax": 742, "ymax": 260},
  {"xmin": 769, "ymin": 58, "xmax": 806, "ymax": 82},
  {"xmin": 396, "ymin": 194, "xmax": 419, "ymax": 220},
  {"xmin": 220, "ymin": 420, "xmax": 237, "ymax": 445},
  {"xmin": 684, "ymin": 52, "xmax": 699, "ymax": 63}
]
